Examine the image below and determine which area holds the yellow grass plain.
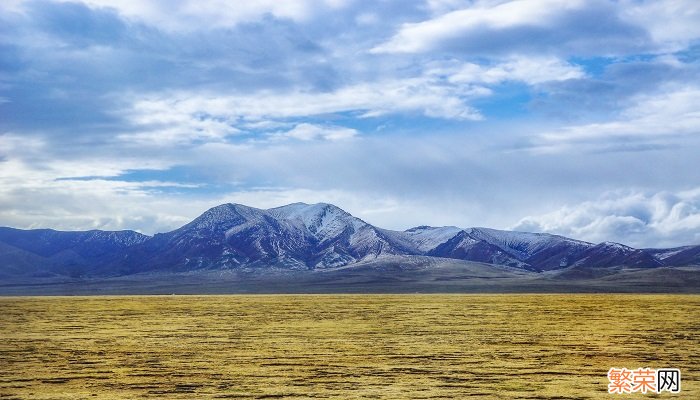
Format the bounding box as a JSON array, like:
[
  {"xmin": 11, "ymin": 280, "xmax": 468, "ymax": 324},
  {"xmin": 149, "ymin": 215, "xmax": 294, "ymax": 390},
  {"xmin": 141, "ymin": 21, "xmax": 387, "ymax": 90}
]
[{"xmin": 1, "ymin": 294, "xmax": 698, "ymax": 399}]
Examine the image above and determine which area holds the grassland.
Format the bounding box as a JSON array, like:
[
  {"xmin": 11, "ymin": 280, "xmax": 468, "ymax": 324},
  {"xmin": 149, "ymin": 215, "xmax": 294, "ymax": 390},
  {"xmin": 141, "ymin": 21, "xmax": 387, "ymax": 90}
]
[{"xmin": 1, "ymin": 294, "xmax": 698, "ymax": 399}]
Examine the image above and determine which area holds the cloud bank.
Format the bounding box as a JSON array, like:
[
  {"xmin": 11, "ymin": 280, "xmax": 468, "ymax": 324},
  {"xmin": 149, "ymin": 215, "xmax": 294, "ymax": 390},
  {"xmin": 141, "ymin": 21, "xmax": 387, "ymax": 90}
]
[{"xmin": 1, "ymin": 0, "xmax": 699, "ymax": 247}]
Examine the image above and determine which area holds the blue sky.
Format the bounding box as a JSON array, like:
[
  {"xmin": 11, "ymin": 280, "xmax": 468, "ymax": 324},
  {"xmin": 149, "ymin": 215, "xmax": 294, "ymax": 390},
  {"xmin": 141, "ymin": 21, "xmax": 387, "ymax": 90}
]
[{"xmin": 1, "ymin": 0, "xmax": 700, "ymax": 247}]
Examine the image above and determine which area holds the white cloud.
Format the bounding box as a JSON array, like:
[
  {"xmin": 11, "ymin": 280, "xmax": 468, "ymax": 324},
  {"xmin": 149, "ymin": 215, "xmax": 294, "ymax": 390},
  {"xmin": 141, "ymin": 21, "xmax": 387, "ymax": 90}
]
[
  {"xmin": 446, "ymin": 56, "xmax": 585, "ymax": 85},
  {"xmin": 621, "ymin": 0, "xmax": 700, "ymax": 51},
  {"xmin": 128, "ymin": 78, "xmax": 484, "ymax": 122},
  {"xmin": 424, "ymin": 0, "xmax": 475, "ymax": 15},
  {"xmin": 372, "ymin": 0, "xmax": 586, "ymax": 53},
  {"xmin": 513, "ymin": 189, "xmax": 700, "ymax": 248},
  {"xmin": 115, "ymin": 76, "xmax": 487, "ymax": 146},
  {"xmin": 116, "ymin": 99, "xmax": 240, "ymax": 145},
  {"xmin": 279, "ymin": 123, "xmax": 358, "ymax": 141},
  {"xmin": 532, "ymin": 86, "xmax": 700, "ymax": 152},
  {"xmin": 0, "ymin": 0, "xmax": 24, "ymax": 13},
  {"xmin": 355, "ymin": 12, "xmax": 379, "ymax": 26},
  {"xmin": 0, "ymin": 134, "xmax": 172, "ymax": 179},
  {"xmin": 0, "ymin": 159, "xmax": 199, "ymax": 234},
  {"xmin": 41, "ymin": 0, "xmax": 350, "ymax": 31},
  {"xmin": 113, "ymin": 55, "xmax": 585, "ymax": 147}
]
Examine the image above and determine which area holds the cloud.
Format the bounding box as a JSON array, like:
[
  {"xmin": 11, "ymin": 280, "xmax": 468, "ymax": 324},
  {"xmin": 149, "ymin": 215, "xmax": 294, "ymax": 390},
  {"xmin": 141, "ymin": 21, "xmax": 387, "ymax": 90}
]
[
  {"xmin": 0, "ymin": 157, "xmax": 198, "ymax": 234},
  {"xmin": 112, "ymin": 55, "xmax": 589, "ymax": 147},
  {"xmin": 531, "ymin": 85, "xmax": 700, "ymax": 152},
  {"xmin": 372, "ymin": 0, "xmax": 652, "ymax": 56},
  {"xmin": 114, "ymin": 55, "xmax": 592, "ymax": 146},
  {"xmin": 373, "ymin": 0, "xmax": 584, "ymax": 53},
  {"xmin": 1, "ymin": 0, "xmax": 700, "ymax": 249},
  {"xmin": 0, "ymin": 0, "xmax": 345, "ymax": 140},
  {"xmin": 445, "ymin": 56, "xmax": 585, "ymax": 85},
  {"xmin": 4, "ymin": 121, "xmax": 700, "ymax": 246},
  {"xmin": 513, "ymin": 189, "xmax": 700, "ymax": 248},
  {"xmin": 0, "ymin": 0, "xmax": 24, "ymax": 13},
  {"xmin": 424, "ymin": 0, "xmax": 474, "ymax": 15},
  {"xmin": 278, "ymin": 123, "xmax": 358, "ymax": 141},
  {"xmin": 113, "ymin": 77, "xmax": 487, "ymax": 147},
  {"xmin": 621, "ymin": 0, "xmax": 700, "ymax": 52},
  {"xmin": 21, "ymin": 0, "xmax": 351, "ymax": 31},
  {"xmin": 116, "ymin": 99, "xmax": 241, "ymax": 145},
  {"xmin": 526, "ymin": 54, "xmax": 700, "ymax": 121}
]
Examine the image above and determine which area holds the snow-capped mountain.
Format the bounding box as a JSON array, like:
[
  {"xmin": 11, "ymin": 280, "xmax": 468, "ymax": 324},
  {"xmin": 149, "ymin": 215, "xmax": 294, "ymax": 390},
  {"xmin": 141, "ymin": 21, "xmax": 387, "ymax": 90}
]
[
  {"xmin": 1, "ymin": 202, "xmax": 699, "ymax": 280},
  {"xmin": 118, "ymin": 202, "xmax": 414, "ymax": 273}
]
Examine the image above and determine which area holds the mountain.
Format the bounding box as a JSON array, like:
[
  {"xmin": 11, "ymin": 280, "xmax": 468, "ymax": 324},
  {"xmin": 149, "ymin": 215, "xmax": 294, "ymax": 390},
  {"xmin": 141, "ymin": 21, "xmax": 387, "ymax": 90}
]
[
  {"xmin": 1, "ymin": 202, "xmax": 699, "ymax": 283},
  {"xmin": 0, "ymin": 227, "xmax": 148, "ymax": 278},
  {"xmin": 572, "ymin": 242, "xmax": 663, "ymax": 269},
  {"xmin": 427, "ymin": 230, "xmax": 529, "ymax": 269},
  {"xmin": 467, "ymin": 228, "xmax": 592, "ymax": 271},
  {"xmin": 648, "ymin": 245, "xmax": 700, "ymax": 267},
  {"xmin": 115, "ymin": 203, "xmax": 414, "ymax": 274},
  {"xmin": 406, "ymin": 226, "xmax": 615, "ymax": 271}
]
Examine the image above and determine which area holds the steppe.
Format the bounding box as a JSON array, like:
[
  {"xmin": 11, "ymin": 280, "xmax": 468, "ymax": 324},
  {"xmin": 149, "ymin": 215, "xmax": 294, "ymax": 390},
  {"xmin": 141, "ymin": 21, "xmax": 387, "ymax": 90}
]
[{"xmin": 1, "ymin": 294, "xmax": 698, "ymax": 399}]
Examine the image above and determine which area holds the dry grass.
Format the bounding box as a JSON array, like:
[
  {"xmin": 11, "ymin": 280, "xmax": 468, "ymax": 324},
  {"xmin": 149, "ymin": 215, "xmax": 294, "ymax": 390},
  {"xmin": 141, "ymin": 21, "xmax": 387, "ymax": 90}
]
[{"xmin": 1, "ymin": 294, "xmax": 698, "ymax": 399}]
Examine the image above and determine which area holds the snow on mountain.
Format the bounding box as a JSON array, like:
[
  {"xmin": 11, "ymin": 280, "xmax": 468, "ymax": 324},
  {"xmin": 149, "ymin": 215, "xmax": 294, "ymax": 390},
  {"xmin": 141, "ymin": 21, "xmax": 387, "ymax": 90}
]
[
  {"xmin": 572, "ymin": 241, "xmax": 663, "ymax": 269},
  {"xmin": 269, "ymin": 202, "xmax": 364, "ymax": 244},
  {"xmin": 468, "ymin": 227, "xmax": 591, "ymax": 259},
  {"xmin": 659, "ymin": 245, "xmax": 700, "ymax": 266},
  {"xmin": 79, "ymin": 230, "xmax": 150, "ymax": 247},
  {"xmin": 121, "ymin": 202, "xmax": 417, "ymax": 271},
  {"xmin": 180, "ymin": 203, "xmax": 252, "ymax": 236},
  {"xmin": 397, "ymin": 226, "xmax": 595, "ymax": 270},
  {"xmin": 144, "ymin": 203, "xmax": 314, "ymax": 270},
  {"xmin": 647, "ymin": 247, "xmax": 692, "ymax": 261},
  {"xmin": 427, "ymin": 230, "xmax": 530, "ymax": 269},
  {"xmin": 402, "ymin": 226, "xmax": 463, "ymax": 252},
  {"xmin": 269, "ymin": 203, "xmax": 417, "ymax": 266}
]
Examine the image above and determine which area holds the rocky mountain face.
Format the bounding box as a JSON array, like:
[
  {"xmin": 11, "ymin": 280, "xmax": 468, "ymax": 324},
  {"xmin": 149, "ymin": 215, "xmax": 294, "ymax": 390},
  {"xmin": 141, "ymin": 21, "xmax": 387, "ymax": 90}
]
[{"xmin": 1, "ymin": 202, "xmax": 699, "ymax": 279}]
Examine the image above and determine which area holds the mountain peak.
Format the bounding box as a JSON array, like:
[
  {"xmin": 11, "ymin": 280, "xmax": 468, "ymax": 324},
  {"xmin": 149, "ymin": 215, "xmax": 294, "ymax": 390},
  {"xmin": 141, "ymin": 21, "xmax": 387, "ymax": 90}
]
[
  {"xmin": 177, "ymin": 203, "xmax": 263, "ymax": 235},
  {"xmin": 406, "ymin": 225, "xmax": 459, "ymax": 232},
  {"xmin": 269, "ymin": 202, "xmax": 359, "ymax": 238},
  {"xmin": 597, "ymin": 241, "xmax": 635, "ymax": 251}
]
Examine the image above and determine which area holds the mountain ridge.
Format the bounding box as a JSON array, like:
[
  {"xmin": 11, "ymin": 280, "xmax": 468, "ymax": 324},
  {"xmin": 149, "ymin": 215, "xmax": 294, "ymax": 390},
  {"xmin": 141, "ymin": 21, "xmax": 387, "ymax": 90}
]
[{"xmin": 1, "ymin": 202, "xmax": 699, "ymax": 281}]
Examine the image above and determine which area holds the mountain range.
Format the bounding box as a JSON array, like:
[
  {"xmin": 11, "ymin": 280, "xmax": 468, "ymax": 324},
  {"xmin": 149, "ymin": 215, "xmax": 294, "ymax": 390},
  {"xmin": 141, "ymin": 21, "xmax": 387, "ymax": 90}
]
[{"xmin": 2, "ymin": 202, "xmax": 699, "ymax": 287}]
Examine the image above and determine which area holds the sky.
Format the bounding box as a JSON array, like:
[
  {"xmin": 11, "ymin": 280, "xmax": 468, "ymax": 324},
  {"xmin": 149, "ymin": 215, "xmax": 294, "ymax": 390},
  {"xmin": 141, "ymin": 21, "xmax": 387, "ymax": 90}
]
[{"xmin": 1, "ymin": 0, "xmax": 700, "ymax": 248}]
